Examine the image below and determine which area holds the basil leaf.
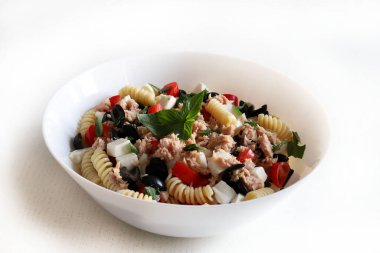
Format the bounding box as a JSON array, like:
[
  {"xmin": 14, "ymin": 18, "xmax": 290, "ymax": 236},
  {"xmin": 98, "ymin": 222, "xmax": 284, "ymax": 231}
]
[
  {"xmin": 140, "ymin": 106, "xmax": 148, "ymax": 114},
  {"xmin": 233, "ymin": 105, "xmax": 243, "ymax": 116},
  {"xmin": 200, "ymin": 128, "xmax": 212, "ymax": 136},
  {"xmin": 287, "ymin": 131, "xmax": 306, "ymax": 158},
  {"xmin": 138, "ymin": 110, "xmax": 185, "ymax": 138},
  {"xmin": 148, "ymin": 83, "xmax": 170, "ymax": 94},
  {"xmin": 180, "ymin": 120, "xmax": 194, "ymax": 140},
  {"xmin": 144, "ymin": 186, "xmax": 160, "ymax": 200},
  {"xmin": 182, "ymin": 90, "xmax": 206, "ymax": 119},
  {"xmin": 95, "ymin": 117, "xmax": 103, "ymax": 137},
  {"xmin": 244, "ymin": 120, "xmax": 258, "ymax": 128},
  {"xmin": 183, "ymin": 144, "xmax": 200, "ymax": 152}
]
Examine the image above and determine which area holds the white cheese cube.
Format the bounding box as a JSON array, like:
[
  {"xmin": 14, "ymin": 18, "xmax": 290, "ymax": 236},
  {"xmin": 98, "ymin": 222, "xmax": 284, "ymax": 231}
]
[
  {"xmin": 207, "ymin": 150, "xmax": 233, "ymax": 177},
  {"xmin": 252, "ymin": 166, "xmax": 267, "ymax": 183},
  {"xmin": 156, "ymin": 94, "xmax": 177, "ymax": 109},
  {"xmin": 197, "ymin": 152, "xmax": 208, "ymax": 169},
  {"xmin": 212, "ymin": 181, "xmax": 237, "ymax": 204},
  {"xmin": 116, "ymin": 153, "xmax": 139, "ymax": 169},
  {"xmin": 106, "ymin": 138, "xmax": 131, "ymax": 157},
  {"xmin": 231, "ymin": 194, "xmax": 245, "ymax": 203},
  {"xmin": 192, "ymin": 82, "xmax": 209, "ymax": 93},
  {"xmin": 69, "ymin": 148, "xmax": 92, "ymax": 165}
]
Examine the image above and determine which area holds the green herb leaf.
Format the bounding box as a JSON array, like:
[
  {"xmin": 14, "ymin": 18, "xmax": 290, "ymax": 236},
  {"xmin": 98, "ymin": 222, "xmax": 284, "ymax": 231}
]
[
  {"xmin": 95, "ymin": 117, "xmax": 103, "ymax": 137},
  {"xmin": 140, "ymin": 106, "xmax": 148, "ymax": 114},
  {"xmin": 287, "ymin": 131, "xmax": 306, "ymax": 158},
  {"xmin": 272, "ymin": 141, "xmax": 287, "ymax": 152},
  {"xmin": 127, "ymin": 143, "xmax": 138, "ymax": 154},
  {"xmin": 183, "ymin": 144, "xmax": 200, "ymax": 152},
  {"xmin": 244, "ymin": 120, "xmax": 258, "ymax": 128},
  {"xmin": 137, "ymin": 91, "xmax": 206, "ymax": 140},
  {"xmin": 200, "ymin": 128, "xmax": 212, "ymax": 136},
  {"xmin": 144, "ymin": 186, "xmax": 160, "ymax": 200},
  {"xmin": 233, "ymin": 105, "xmax": 243, "ymax": 116},
  {"xmin": 148, "ymin": 83, "xmax": 170, "ymax": 94}
]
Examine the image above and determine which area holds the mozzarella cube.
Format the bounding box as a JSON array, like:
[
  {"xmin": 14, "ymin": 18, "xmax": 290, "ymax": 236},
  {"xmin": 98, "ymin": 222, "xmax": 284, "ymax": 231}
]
[
  {"xmin": 69, "ymin": 148, "xmax": 92, "ymax": 165},
  {"xmin": 207, "ymin": 150, "xmax": 234, "ymax": 177},
  {"xmin": 116, "ymin": 153, "xmax": 139, "ymax": 169},
  {"xmin": 197, "ymin": 152, "xmax": 208, "ymax": 169},
  {"xmin": 212, "ymin": 181, "xmax": 237, "ymax": 204},
  {"xmin": 156, "ymin": 94, "xmax": 177, "ymax": 109},
  {"xmin": 192, "ymin": 82, "xmax": 209, "ymax": 93},
  {"xmin": 252, "ymin": 166, "xmax": 267, "ymax": 182},
  {"xmin": 231, "ymin": 194, "xmax": 245, "ymax": 203},
  {"xmin": 106, "ymin": 138, "xmax": 131, "ymax": 157}
]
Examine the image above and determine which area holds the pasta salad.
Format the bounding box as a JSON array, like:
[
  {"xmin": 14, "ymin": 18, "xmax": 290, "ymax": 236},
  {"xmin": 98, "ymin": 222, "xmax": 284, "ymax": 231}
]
[{"xmin": 69, "ymin": 82, "xmax": 306, "ymax": 204}]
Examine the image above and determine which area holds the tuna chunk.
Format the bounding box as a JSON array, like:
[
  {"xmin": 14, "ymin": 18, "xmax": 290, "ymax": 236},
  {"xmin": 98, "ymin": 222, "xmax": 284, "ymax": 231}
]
[
  {"xmin": 152, "ymin": 134, "xmax": 185, "ymax": 163},
  {"xmin": 207, "ymin": 133, "xmax": 235, "ymax": 152},
  {"xmin": 181, "ymin": 151, "xmax": 209, "ymax": 175}
]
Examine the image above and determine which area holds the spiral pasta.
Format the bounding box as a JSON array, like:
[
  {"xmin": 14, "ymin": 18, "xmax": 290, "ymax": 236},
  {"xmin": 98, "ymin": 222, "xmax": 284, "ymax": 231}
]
[
  {"xmin": 166, "ymin": 176, "xmax": 216, "ymax": 205},
  {"xmin": 91, "ymin": 148, "xmax": 120, "ymax": 191},
  {"xmin": 80, "ymin": 149, "xmax": 102, "ymax": 185},
  {"xmin": 257, "ymin": 114, "xmax": 292, "ymax": 141},
  {"xmin": 79, "ymin": 108, "xmax": 97, "ymax": 136},
  {"xmin": 205, "ymin": 98, "xmax": 237, "ymax": 126},
  {"xmin": 243, "ymin": 187, "xmax": 274, "ymax": 201},
  {"xmin": 119, "ymin": 85, "xmax": 155, "ymax": 106},
  {"xmin": 117, "ymin": 189, "xmax": 154, "ymax": 201}
]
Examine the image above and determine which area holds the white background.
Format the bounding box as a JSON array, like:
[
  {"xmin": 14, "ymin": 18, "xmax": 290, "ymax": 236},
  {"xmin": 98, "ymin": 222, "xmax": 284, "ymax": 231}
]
[{"xmin": 1, "ymin": 0, "xmax": 379, "ymax": 252}]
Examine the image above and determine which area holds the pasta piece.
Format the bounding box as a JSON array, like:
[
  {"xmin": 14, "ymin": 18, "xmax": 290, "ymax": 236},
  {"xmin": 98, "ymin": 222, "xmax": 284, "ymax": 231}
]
[
  {"xmin": 166, "ymin": 176, "xmax": 216, "ymax": 205},
  {"xmin": 91, "ymin": 148, "xmax": 120, "ymax": 191},
  {"xmin": 257, "ymin": 114, "xmax": 292, "ymax": 141},
  {"xmin": 243, "ymin": 187, "xmax": 274, "ymax": 201},
  {"xmin": 117, "ymin": 189, "xmax": 154, "ymax": 201},
  {"xmin": 80, "ymin": 149, "xmax": 102, "ymax": 185},
  {"xmin": 119, "ymin": 85, "xmax": 155, "ymax": 106},
  {"xmin": 205, "ymin": 98, "xmax": 237, "ymax": 126},
  {"xmin": 78, "ymin": 108, "xmax": 97, "ymax": 136}
]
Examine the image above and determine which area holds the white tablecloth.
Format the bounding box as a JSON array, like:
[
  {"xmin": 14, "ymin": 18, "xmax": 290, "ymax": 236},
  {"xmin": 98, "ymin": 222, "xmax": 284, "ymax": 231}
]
[{"xmin": 1, "ymin": 1, "xmax": 379, "ymax": 252}]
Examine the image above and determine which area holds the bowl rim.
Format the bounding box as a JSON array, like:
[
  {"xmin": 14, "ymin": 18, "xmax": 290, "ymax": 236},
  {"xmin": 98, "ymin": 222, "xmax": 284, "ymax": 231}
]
[{"xmin": 42, "ymin": 51, "xmax": 331, "ymax": 209}]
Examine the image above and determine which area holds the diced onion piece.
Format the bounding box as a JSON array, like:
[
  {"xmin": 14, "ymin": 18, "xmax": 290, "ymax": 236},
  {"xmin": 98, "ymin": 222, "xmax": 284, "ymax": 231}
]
[
  {"xmin": 106, "ymin": 138, "xmax": 131, "ymax": 157},
  {"xmin": 212, "ymin": 181, "xmax": 237, "ymax": 204}
]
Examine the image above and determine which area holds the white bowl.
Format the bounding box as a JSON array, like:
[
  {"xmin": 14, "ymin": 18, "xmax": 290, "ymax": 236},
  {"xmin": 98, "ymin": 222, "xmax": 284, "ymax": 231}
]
[{"xmin": 42, "ymin": 52, "xmax": 329, "ymax": 237}]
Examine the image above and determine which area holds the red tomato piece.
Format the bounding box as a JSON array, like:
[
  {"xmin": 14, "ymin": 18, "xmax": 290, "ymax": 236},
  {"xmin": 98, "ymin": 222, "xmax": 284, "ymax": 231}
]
[
  {"xmin": 172, "ymin": 161, "xmax": 198, "ymax": 185},
  {"xmin": 148, "ymin": 104, "xmax": 163, "ymax": 114},
  {"xmin": 237, "ymin": 147, "xmax": 255, "ymax": 163},
  {"xmin": 223, "ymin": 93, "xmax": 239, "ymax": 106},
  {"xmin": 162, "ymin": 82, "xmax": 180, "ymax": 97},
  {"xmin": 149, "ymin": 139, "xmax": 160, "ymax": 152},
  {"xmin": 102, "ymin": 124, "xmax": 111, "ymax": 138},
  {"xmin": 269, "ymin": 162, "xmax": 291, "ymax": 188},
  {"xmin": 109, "ymin": 95, "xmax": 121, "ymax": 108},
  {"xmin": 84, "ymin": 124, "xmax": 96, "ymax": 146},
  {"xmin": 193, "ymin": 175, "xmax": 210, "ymax": 187}
]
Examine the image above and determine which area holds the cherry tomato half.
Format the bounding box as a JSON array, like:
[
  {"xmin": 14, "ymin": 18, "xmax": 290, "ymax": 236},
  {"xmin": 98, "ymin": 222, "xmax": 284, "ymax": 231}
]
[
  {"xmin": 148, "ymin": 104, "xmax": 163, "ymax": 114},
  {"xmin": 237, "ymin": 147, "xmax": 255, "ymax": 163},
  {"xmin": 162, "ymin": 82, "xmax": 180, "ymax": 97},
  {"xmin": 269, "ymin": 162, "xmax": 291, "ymax": 188},
  {"xmin": 172, "ymin": 161, "xmax": 198, "ymax": 185},
  {"xmin": 84, "ymin": 124, "xmax": 96, "ymax": 146},
  {"xmin": 109, "ymin": 95, "xmax": 121, "ymax": 108},
  {"xmin": 223, "ymin": 93, "xmax": 239, "ymax": 106}
]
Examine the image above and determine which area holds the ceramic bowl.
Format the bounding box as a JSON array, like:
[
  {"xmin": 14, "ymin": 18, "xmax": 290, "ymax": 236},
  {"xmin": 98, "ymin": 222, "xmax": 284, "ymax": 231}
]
[{"xmin": 42, "ymin": 52, "xmax": 329, "ymax": 237}]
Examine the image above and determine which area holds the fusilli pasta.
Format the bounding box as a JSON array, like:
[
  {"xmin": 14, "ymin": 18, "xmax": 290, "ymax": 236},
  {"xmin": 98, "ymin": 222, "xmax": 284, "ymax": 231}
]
[
  {"xmin": 257, "ymin": 113, "xmax": 292, "ymax": 141},
  {"xmin": 81, "ymin": 149, "xmax": 102, "ymax": 185},
  {"xmin": 205, "ymin": 98, "xmax": 237, "ymax": 126},
  {"xmin": 243, "ymin": 187, "xmax": 274, "ymax": 201},
  {"xmin": 91, "ymin": 148, "xmax": 120, "ymax": 191},
  {"xmin": 79, "ymin": 108, "xmax": 97, "ymax": 136},
  {"xmin": 166, "ymin": 176, "xmax": 216, "ymax": 205},
  {"xmin": 119, "ymin": 85, "xmax": 155, "ymax": 106},
  {"xmin": 117, "ymin": 189, "xmax": 154, "ymax": 201}
]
